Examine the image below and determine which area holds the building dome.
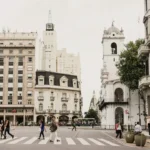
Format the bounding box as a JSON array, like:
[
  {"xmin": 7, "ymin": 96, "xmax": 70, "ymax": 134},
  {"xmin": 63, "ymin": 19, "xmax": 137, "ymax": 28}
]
[{"xmin": 104, "ymin": 22, "xmax": 123, "ymax": 35}]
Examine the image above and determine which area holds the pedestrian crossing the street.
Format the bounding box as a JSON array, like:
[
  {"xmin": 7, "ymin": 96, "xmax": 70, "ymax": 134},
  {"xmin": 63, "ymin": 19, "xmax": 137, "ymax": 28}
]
[{"xmin": 0, "ymin": 137, "xmax": 121, "ymax": 146}]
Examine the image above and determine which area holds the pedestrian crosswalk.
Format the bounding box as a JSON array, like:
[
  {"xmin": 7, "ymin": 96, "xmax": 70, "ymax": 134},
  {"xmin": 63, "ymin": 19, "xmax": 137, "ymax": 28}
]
[{"xmin": 0, "ymin": 137, "xmax": 120, "ymax": 146}]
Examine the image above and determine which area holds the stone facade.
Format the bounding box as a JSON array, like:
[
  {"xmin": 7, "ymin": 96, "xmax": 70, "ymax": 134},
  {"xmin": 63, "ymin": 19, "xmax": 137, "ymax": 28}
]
[{"xmin": 0, "ymin": 32, "xmax": 37, "ymax": 125}]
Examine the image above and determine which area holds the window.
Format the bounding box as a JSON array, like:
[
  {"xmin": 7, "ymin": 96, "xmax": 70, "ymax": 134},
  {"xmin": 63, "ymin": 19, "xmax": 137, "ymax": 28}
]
[
  {"xmin": 60, "ymin": 76, "xmax": 68, "ymax": 87},
  {"xmin": 18, "ymin": 101, "xmax": 22, "ymax": 105},
  {"xmin": 19, "ymin": 43, "xmax": 23, "ymax": 45},
  {"xmin": 29, "ymin": 43, "xmax": 32, "ymax": 45},
  {"xmin": 8, "ymin": 87, "xmax": 13, "ymax": 91},
  {"xmin": 0, "ymin": 88, "xmax": 3, "ymax": 91},
  {"xmin": 27, "ymin": 91, "xmax": 32, "ymax": 97},
  {"xmin": 18, "ymin": 76, "xmax": 23, "ymax": 83},
  {"xmin": 28, "ymin": 74, "xmax": 32, "ymax": 80},
  {"xmin": 75, "ymin": 93, "xmax": 77, "ymax": 98},
  {"xmin": 111, "ymin": 42, "xmax": 117, "ymax": 54},
  {"xmin": 9, "ymin": 57, "xmax": 14, "ymax": 65},
  {"xmin": 39, "ymin": 103, "xmax": 43, "ymax": 111},
  {"xmin": 0, "ymin": 69, "xmax": 3, "ymax": 74},
  {"xmin": 0, "ymin": 43, "xmax": 3, "ymax": 45},
  {"xmin": 8, "ymin": 78, "xmax": 13, "ymax": 83},
  {"xmin": 8, "ymin": 99, "xmax": 12, "ymax": 105},
  {"xmin": 51, "ymin": 91, "xmax": 53, "ymax": 96},
  {"xmin": 0, "ymin": 50, "xmax": 3, "ymax": 54},
  {"xmin": 0, "ymin": 96, "xmax": 3, "ymax": 100},
  {"xmin": 0, "ymin": 57, "xmax": 3, "ymax": 65},
  {"xmin": 28, "ymin": 99, "xmax": 32, "ymax": 105},
  {"xmin": 49, "ymin": 75, "xmax": 54, "ymax": 85},
  {"xmin": 38, "ymin": 76, "xmax": 44, "ymax": 85},
  {"xmin": 10, "ymin": 43, "xmax": 13, "ymax": 45},
  {"xmin": 73, "ymin": 79, "xmax": 77, "ymax": 88},
  {"xmin": 8, "ymin": 68, "xmax": 13, "ymax": 74},
  {"xmin": 9, "ymin": 50, "xmax": 13, "ymax": 54},
  {"xmin": 18, "ymin": 70, "xmax": 23, "ymax": 74},
  {"xmin": 62, "ymin": 103, "xmax": 67, "ymax": 111},
  {"xmin": 18, "ymin": 88, "xmax": 22, "ymax": 91},
  {"xmin": 28, "ymin": 57, "xmax": 32, "ymax": 62},
  {"xmin": 113, "ymin": 58, "xmax": 115, "ymax": 61}
]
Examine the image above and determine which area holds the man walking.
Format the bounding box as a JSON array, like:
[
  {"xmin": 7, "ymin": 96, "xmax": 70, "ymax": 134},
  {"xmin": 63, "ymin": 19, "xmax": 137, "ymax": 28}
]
[
  {"xmin": 72, "ymin": 119, "xmax": 76, "ymax": 131},
  {"xmin": 4, "ymin": 119, "xmax": 14, "ymax": 139},
  {"xmin": 38, "ymin": 120, "xmax": 46, "ymax": 140},
  {"xmin": 49, "ymin": 116, "xmax": 60, "ymax": 142},
  {"xmin": 148, "ymin": 121, "xmax": 150, "ymax": 135}
]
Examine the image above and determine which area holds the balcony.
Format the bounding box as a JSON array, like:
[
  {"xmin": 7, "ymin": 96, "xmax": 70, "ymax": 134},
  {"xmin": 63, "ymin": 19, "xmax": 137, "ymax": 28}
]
[
  {"xmin": 74, "ymin": 98, "xmax": 78, "ymax": 103},
  {"xmin": 50, "ymin": 96, "xmax": 55, "ymax": 101},
  {"xmin": 47, "ymin": 109, "xmax": 56, "ymax": 114},
  {"xmin": 59, "ymin": 110, "xmax": 70, "ymax": 114},
  {"xmin": 73, "ymin": 111, "xmax": 80, "ymax": 115},
  {"xmin": 35, "ymin": 109, "xmax": 46, "ymax": 114},
  {"xmin": 61, "ymin": 97, "xmax": 69, "ymax": 102},
  {"xmin": 139, "ymin": 75, "xmax": 150, "ymax": 88},
  {"xmin": 99, "ymin": 100, "xmax": 128, "ymax": 110},
  {"xmin": 138, "ymin": 45, "xmax": 150, "ymax": 57},
  {"xmin": 38, "ymin": 96, "xmax": 44, "ymax": 101}
]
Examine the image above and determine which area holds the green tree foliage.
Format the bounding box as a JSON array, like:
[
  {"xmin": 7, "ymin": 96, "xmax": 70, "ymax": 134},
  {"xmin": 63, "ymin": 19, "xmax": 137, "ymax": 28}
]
[
  {"xmin": 85, "ymin": 109, "xmax": 98, "ymax": 122},
  {"xmin": 116, "ymin": 39, "xmax": 145, "ymax": 90}
]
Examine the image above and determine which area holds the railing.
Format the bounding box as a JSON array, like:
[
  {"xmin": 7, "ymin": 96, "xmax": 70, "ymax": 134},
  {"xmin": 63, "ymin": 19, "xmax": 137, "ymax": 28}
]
[
  {"xmin": 61, "ymin": 97, "xmax": 69, "ymax": 102},
  {"xmin": 138, "ymin": 45, "xmax": 150, "ymax": 56},
  {"xmin": 139, "ymin": 75, "xmax": 150, "ymax": 87},
  {"xmin": 74, "ymin": 98, "xmax": 78, "ymax": 103},
  {"xmin": 47, "ymin": 109, "xmax": 56, "ymax": 113},
  {"xmin": 38, "ymin": 96, "xmax": 44, "ymax": 100},
  {"xmin": 59, "ymin": 110, "xmax": 70, "ymax": 114}
]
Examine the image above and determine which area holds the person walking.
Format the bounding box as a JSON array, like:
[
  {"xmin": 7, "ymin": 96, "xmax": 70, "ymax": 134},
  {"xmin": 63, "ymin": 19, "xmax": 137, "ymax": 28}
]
[
  {"xmin": 72, "ymin": 119, "xmax": 76, "ymax": 131},
  {"xmin": 116, "ymin": 123, "xmax": 122, "ymax": 139},
  {"xmin": 38, "ymin": 120, "xmax": 46, "ymax": 140},
  {"xmin": 0, "ymin": 120, "xmax": 4, "ymax": 139},
  {"xmin": 4, "ymin": 119, "xmax": 14, "ymax": 139},
  {"xmin": 148, "ymin": 121, "xmax": 150, "ymax": 135},
  {"xmin": 49, "ymin": 116, "xmax": 60, "ymax": 143}
]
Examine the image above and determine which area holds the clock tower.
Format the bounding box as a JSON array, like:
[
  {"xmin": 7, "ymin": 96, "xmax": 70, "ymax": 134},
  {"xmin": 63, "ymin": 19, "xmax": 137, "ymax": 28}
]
[{"xmin": 42, "ymin": 11, "xmax": 57, "ymax": 72}]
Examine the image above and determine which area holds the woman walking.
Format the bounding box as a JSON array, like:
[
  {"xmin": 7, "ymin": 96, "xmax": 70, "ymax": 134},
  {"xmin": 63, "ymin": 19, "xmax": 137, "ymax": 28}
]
[
  {"xmin": 4, "ymin": 119, "xmax": 14, "ymax": 139},
  {"xmin": 116, "ymin": 123, "xmax": 122, "ymax": 139},
  {"xmin": 49, "ymin": 116, "xmax": 60, "ymax": 142},
  {"xmin": 38, "ymin": 120, "xmax": 46, "ymax": 140}
]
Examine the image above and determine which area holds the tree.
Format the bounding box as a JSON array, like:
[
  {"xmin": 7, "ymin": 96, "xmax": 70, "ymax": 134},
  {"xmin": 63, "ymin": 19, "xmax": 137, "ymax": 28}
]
[
  {"xmin": 85, "ymin": 109, "xmax": 99, "ymax": 122},
  {"xmin": 116, "ymin": 39, "xmax": 146, "ymax": 125}
]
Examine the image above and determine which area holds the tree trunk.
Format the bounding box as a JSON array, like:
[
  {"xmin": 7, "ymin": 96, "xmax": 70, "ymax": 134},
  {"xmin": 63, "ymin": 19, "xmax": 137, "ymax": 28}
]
[{"xmin": 138, "ymin": 89, "xmax": 147, "ymax": 129}]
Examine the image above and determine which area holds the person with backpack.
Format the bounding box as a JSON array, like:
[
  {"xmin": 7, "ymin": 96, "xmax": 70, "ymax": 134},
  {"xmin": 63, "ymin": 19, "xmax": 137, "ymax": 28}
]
[
  {"xmin": 38, "ymin": 120, "xmax": 46, "ymax": 140},
  {"xmin": 49, "ymin": 116, "xmax": 60, "ymax": 142}
]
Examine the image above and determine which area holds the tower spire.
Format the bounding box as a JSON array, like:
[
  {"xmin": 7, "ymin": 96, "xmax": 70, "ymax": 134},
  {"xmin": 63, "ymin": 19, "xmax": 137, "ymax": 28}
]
[
  {"xmin": 48, "ymin": 10, "xmax": 52, "ymax": 23},
  {"xmin": 112, "ymin": 20, "xmax": 115, "ymax": 26}
]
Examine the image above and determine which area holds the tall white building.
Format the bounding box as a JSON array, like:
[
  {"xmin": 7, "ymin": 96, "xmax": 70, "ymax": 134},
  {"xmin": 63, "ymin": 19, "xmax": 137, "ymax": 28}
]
[
  {"xmin": 99, "ymin": 23, "xmax": 145, "ymax": 129},
  {"xmin": 138, "ymin": 0, "xmax": 150, "ymax": 123},
  {"xmin": 39, "ymin": 13, "xmax": 81, "ymax": 81},
  {"xmin": 89, "ymin": 91, "xmax": 97, "ymax": 111}
]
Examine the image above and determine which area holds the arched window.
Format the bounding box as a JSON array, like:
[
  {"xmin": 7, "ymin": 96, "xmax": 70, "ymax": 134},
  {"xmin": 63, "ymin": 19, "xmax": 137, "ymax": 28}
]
[
  {"xmin": 39, "ymin": 103, "xmax": 43, "ymax": 111},
  {"xmin": 111, "ymin": 42, "xmax": 117, "ymax": 54},
  {"xmin": 75, "ymin": 104, "xmax": 77, "ymax": 111},
  {"xmin": 62, "ymin": 103, "xmax": 67, "ymax": 111},
  {"xmin": 50, "ymin": 103, "xmax": 53, "ymax": 110},
  {"xmin": 114, "ymin": 88, "xmax": 124, "ymax": 102},
  {"xmin": 115, "ymin": 107, "xmax": 124, "ymax": 124}
]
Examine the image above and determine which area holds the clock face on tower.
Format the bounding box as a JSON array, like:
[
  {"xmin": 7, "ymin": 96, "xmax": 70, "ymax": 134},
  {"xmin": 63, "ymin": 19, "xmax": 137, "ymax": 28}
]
[{"xmin": 46, "ymin": 23, "xmax": 54, "ymax": 30}]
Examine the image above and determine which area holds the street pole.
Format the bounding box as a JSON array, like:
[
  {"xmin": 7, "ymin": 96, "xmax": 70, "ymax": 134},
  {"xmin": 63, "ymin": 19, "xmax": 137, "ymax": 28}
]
[{"xmin": 138, "ymin": 92, "xmax": 141, "ymax": 125}]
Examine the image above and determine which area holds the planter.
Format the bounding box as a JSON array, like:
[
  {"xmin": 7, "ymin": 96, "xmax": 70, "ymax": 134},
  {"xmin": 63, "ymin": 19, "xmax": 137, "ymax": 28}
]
[
  {"xmin": 135, "ymin": 134, "xmax": 147, "ymax": 147},
  {"xmin": 125, "ymin": 132, "xmax": 134, "ymax": 143}
]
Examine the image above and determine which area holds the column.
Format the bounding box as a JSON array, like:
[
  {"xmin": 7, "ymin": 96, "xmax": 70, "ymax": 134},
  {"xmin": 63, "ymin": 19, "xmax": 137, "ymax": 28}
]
[
  {"xmin": 23, "ymin": 109, "xmax": 25, "ymax": 126},
  {"xmin": 4, "ymin": 109, "xmax": 6, "ymax": 121},
  {"xmin": 13, "ymin": 115, "xmax": 16, "ymax": 126}
]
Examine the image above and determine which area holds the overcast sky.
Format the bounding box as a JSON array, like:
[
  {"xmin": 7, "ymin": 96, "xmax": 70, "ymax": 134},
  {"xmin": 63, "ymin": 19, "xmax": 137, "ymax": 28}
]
[{"xmin": 0, "ymin": 0, "xmax": 145, "ymax": 113}]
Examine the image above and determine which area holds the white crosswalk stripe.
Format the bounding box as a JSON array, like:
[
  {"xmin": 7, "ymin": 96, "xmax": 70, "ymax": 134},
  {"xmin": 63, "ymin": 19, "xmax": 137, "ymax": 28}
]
[
  {"xmin": 0, "ymin": 137, "xmax": 17, "ymax": 144},
  {"xmin": 8, "ymin": 137, "xmax": 27, "ymax": 144},
  {"xmin": 98, "ymin": 139, "xmax": 120, "ymax": 146},
  {"xmin": 38, "ymin": 137, "xmax": 49, "ymax": 144},
  {"xmin": 24, "ymin": 137, "xmax": 37, "ymax": 144},
  {"xmin": 0, "ymin": 137, "xmax": 120, "ymax": 146},
  {"xmin": 77, "ymin": 138, "xmax": 90, "ymax": 145},
  {"xmin": 66, "ymin": 138, "xmax": 76, "ymax": 145},
  {"xmin": 88, "ymin": 138, "xmax": 105, "ymax": 146}
]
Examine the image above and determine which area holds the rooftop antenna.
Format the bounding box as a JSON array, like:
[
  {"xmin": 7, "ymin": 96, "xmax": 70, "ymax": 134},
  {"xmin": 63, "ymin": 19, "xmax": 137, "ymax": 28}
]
[{"xmin": 48, "ymin": 10, "xmax": 52, "ymax": 23}]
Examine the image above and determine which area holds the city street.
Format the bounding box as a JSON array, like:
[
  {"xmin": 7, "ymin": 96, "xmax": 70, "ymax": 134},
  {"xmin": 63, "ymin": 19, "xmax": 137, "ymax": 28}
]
[{"xmin": 0, "ymin": 126, "xmax": 148, "ymax": 150}]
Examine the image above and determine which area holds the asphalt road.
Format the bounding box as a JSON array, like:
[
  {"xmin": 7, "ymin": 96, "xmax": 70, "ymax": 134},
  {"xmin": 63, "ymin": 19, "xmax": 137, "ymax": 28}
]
[{"xmin": 0, "ymin": 126, "xmax": 147, "ymax": 150}]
